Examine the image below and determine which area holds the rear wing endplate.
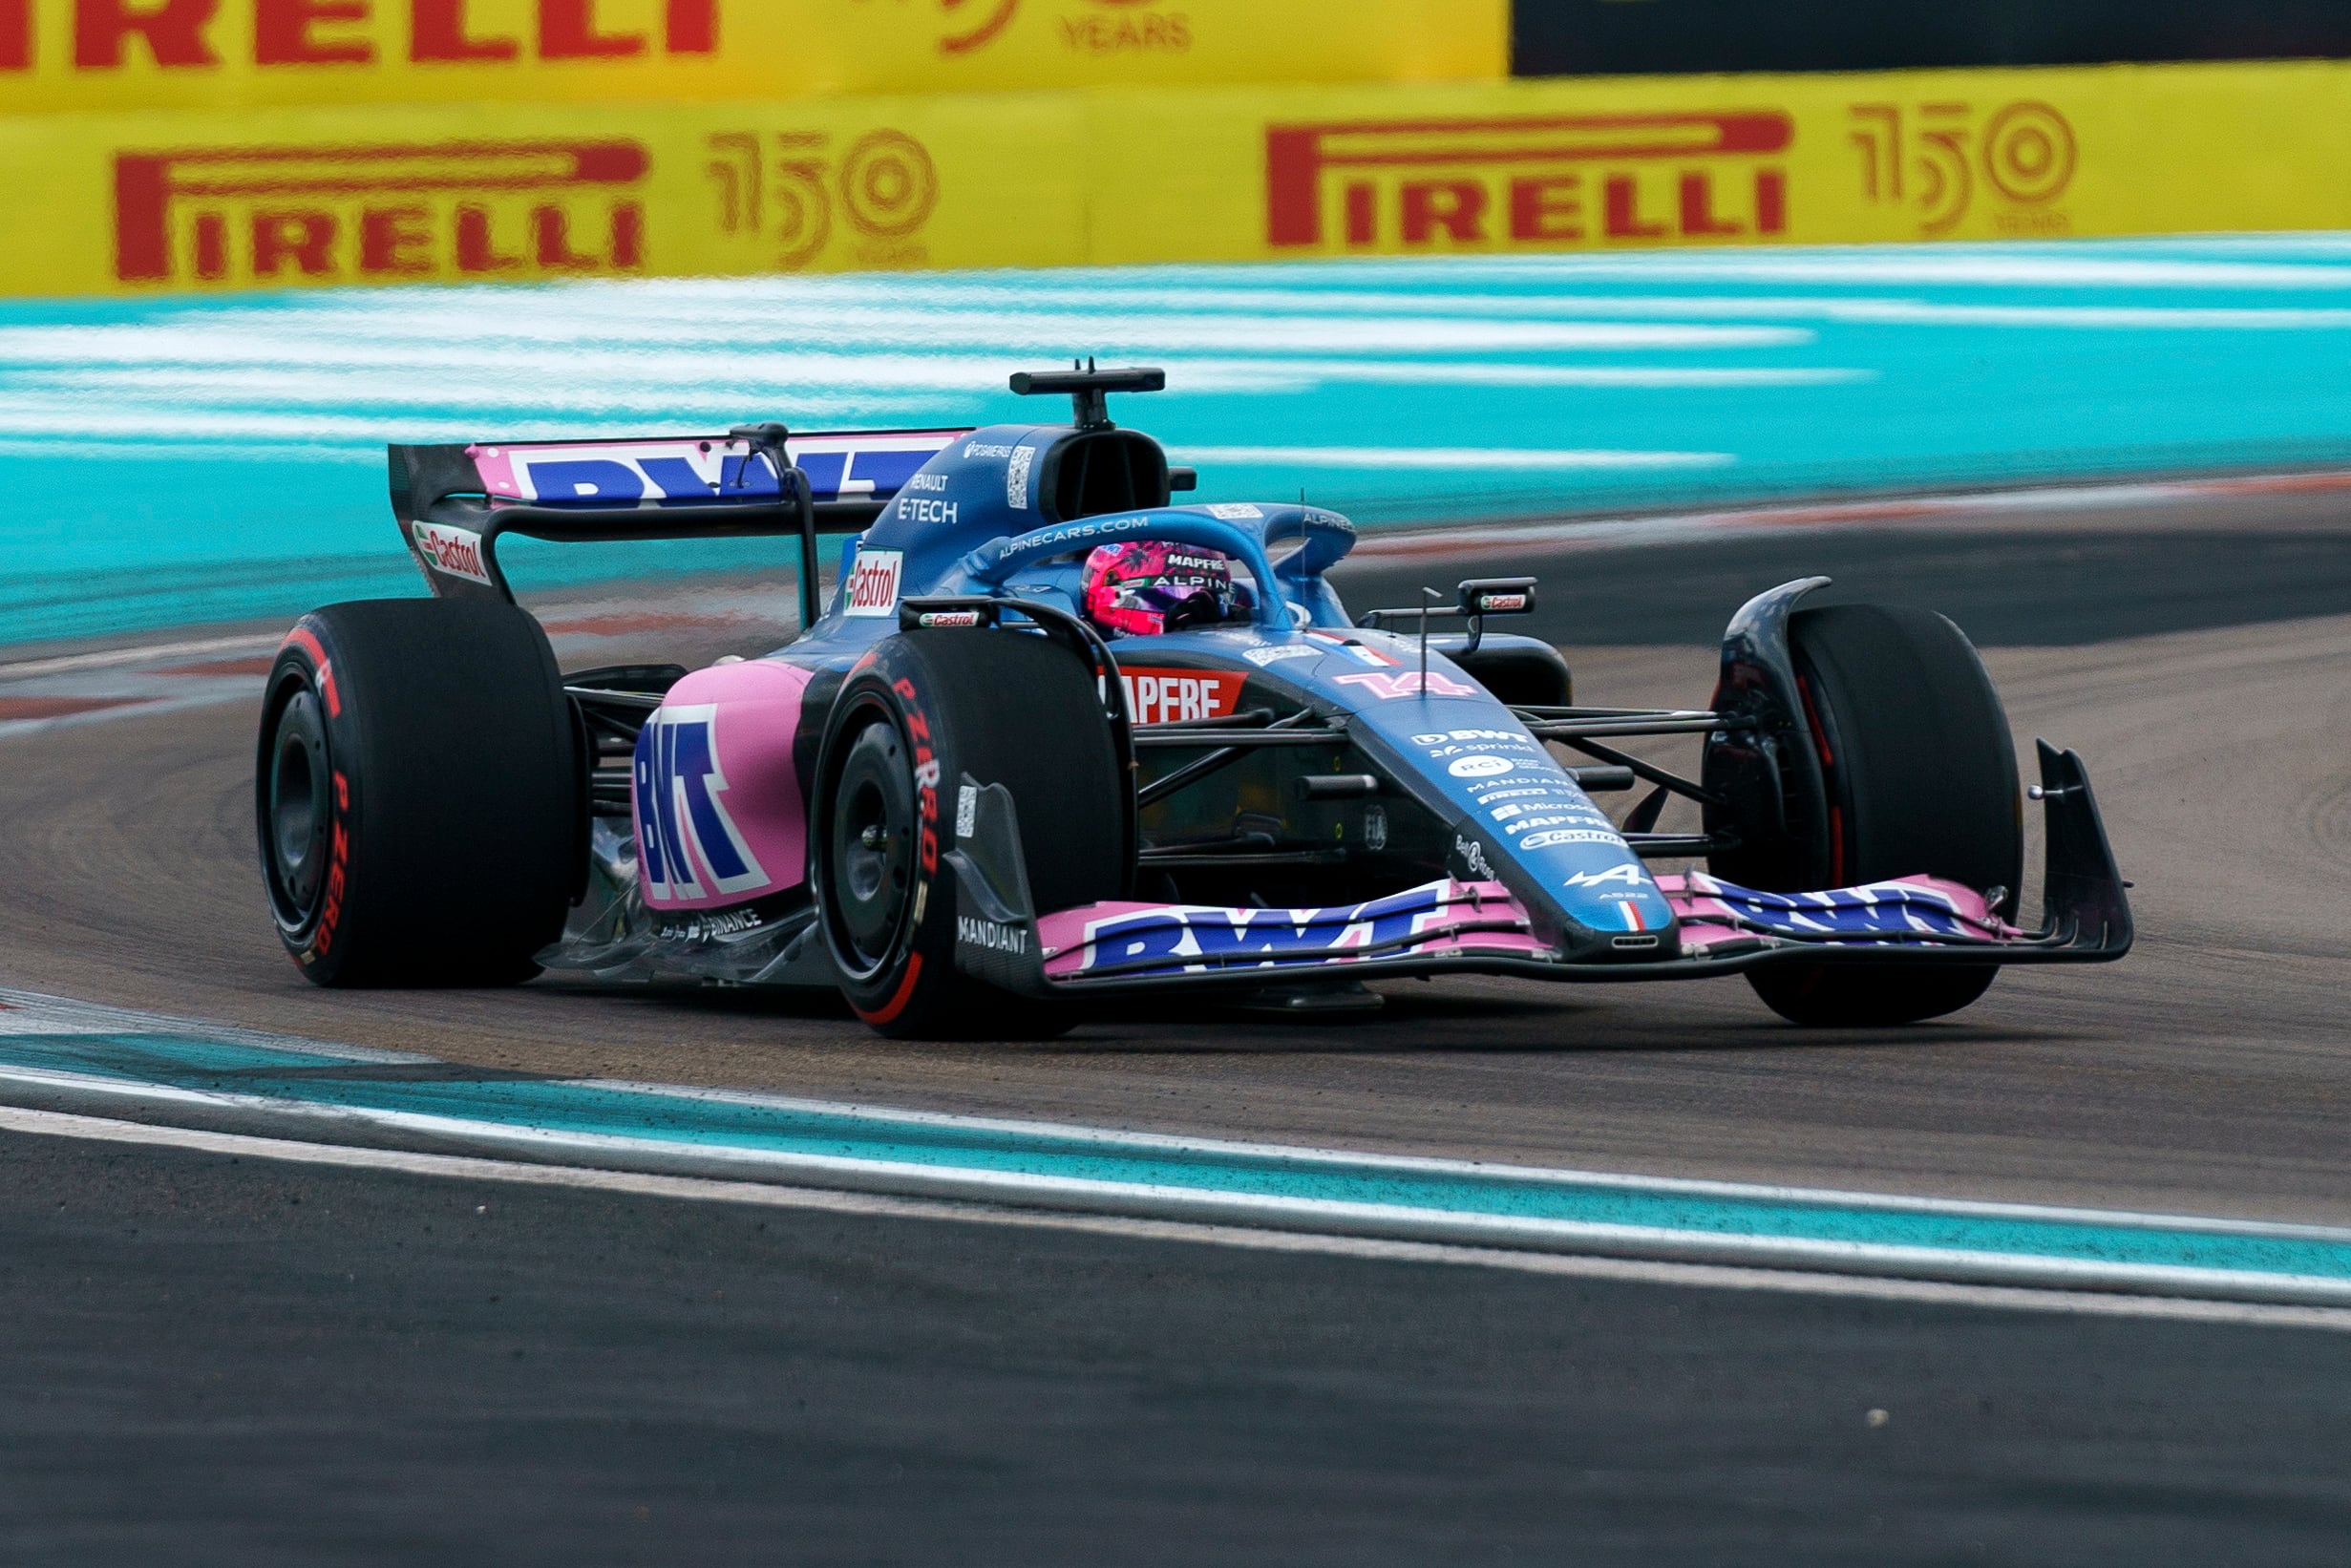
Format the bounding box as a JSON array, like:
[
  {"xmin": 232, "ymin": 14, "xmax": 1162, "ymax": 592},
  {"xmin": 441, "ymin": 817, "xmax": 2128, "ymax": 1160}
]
[{"xmin": 389, "ymin": 426, "xmax": 969, "ymax": 624}]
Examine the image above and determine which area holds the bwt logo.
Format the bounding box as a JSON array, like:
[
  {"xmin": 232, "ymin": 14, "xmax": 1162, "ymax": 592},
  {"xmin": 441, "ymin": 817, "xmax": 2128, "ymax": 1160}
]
[
  {"xmin": 632, "ymin": 706, "xmax": 769, "ymax": 906},
  {"xmin": 115, "ymin": 138, "xmax": 650, "ymax": 286},
  {"xmin": 1265, "ymin": 112, "xmax": 1793, "ymax": 252}
]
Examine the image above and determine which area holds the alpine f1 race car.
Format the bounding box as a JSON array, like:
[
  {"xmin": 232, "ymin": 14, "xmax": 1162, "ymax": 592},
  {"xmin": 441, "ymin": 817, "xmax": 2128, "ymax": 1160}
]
[{"xmin": 256, "ymin": 366, "xmax": 2132, "ymax": 1037}]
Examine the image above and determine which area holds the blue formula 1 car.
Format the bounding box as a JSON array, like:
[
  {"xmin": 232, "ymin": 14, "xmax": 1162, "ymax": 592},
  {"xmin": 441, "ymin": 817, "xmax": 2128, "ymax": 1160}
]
[{"xmin": 255, "ymin": 366, "xmax": 2131, "ymax": 1037}]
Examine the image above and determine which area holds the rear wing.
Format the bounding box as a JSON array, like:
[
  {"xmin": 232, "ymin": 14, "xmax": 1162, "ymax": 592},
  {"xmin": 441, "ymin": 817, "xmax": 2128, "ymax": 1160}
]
[{"xmin": 389, "ymin": 425, "xmax": 969, "ymax": 624}]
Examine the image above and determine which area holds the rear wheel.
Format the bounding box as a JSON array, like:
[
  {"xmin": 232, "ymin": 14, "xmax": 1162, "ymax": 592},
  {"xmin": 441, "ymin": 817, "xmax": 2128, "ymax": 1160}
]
[
  {"xmin": 1715, "ymin": 604, "xmax": 2022, "ymax": 1027},
  {"xmin": 256, "ymin": 598, "xmax": 582, "ymax": 986},
  {"xmin": 812, "ymin": 628, "xmax": 1129, "ymax": 1040}
]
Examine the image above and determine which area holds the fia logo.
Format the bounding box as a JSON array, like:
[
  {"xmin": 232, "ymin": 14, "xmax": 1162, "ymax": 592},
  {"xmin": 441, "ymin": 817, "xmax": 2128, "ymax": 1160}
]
[{"xmin": 632, "ymin": 705, "xmax": 769, "ymax": 904}]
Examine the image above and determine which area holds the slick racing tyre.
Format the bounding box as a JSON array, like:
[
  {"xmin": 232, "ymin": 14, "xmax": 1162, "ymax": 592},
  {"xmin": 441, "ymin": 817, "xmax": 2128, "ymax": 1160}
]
[
  {"xmin": 257, "ymin": 598, "xmax": 582, "ymax": 986},
  {"xmin": 1716, "ymin": 604, "xmax": 2023, "ymax": 1028},
  {"xmin": 812, "ymin": 628, "xmax": 1129, "ymax": 1040}
]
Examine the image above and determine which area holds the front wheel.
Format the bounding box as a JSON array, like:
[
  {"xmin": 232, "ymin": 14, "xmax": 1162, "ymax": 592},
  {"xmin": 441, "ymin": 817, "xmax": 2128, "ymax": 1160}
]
[
  {"xmin": 811, "ymin": 628, "xmax": 1130, "ymax": 1040},
  {"xmin": 1713, "ymin": 603, "xmax": 2023, "ymax": 1027}
]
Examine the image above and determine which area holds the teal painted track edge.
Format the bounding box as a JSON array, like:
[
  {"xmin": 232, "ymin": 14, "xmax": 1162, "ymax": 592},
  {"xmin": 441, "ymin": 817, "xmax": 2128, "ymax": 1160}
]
[
  {"xmin": 6, "ymin": 1024, "xmax": 2351, "ymax": 1307},
  {"xmin": 17, "ymin": 236, "xmax": 2351, "ymax": 646}
]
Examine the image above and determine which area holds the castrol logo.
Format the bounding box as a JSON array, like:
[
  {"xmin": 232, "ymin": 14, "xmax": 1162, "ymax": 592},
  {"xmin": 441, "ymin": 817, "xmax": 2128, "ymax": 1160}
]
[
  {"xmin": 412, "ymin": 521, "xmax": 492, "ymax": 586},
  {"xmin": 842, "ymin": 547, "xmax": 904, "ymax": 618}
]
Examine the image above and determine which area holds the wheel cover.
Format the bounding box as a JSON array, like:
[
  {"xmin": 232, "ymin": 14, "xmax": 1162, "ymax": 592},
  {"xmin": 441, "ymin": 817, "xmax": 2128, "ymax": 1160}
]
[
  {"xmin": 827, "ymin": 715, "xmax": 918, "ymax": 976},
  {"xmin": 264, "ymin": 688, "xmax": 332, "ymax": 930}
]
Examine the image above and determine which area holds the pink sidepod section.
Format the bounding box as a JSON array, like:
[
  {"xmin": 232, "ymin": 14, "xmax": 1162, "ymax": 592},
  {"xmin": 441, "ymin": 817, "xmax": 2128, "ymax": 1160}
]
[{"xmin": 630, "ymin": 659, "xmax": 813, "ymax": 912}]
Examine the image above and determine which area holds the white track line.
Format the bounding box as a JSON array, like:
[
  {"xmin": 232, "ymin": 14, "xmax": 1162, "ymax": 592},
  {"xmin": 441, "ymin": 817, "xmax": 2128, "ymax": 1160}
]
[
  {"xmin": 5, "ymin": 1102, "xmax": 2346, "ymax": 1333},
  {"xmin": 11, "ymin": 984, "xmax": 2351, "ymax": 1257},
  {"xmin": 10, "ymin": 985, "xmax": 2339, "ymax": 1247},
  {"xmin": 7, "ymin": 1058, "xmax": 2351, "ymax": 1312}
]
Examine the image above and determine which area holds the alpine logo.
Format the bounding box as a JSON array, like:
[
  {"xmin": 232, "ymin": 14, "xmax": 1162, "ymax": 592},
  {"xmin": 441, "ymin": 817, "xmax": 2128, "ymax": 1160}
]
[
  {"xmin": 843, "ymin": 548, "xmax": 904, "ymax": 618},
  {"xmin": 411, "ymin": 521, "xmax": 492, "ymax": 586},
  {"xmin": 631, "ymin": 705, "xmax": 769, "ymax": 905},
  {"xmin": 1563, "ymin": 864, "xmax": 1645, "ymax": 890}
]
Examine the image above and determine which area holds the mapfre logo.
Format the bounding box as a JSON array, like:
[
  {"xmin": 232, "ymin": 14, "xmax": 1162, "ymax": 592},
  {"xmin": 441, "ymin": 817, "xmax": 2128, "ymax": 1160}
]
[
  {"xmin": 1266, "ymin": 112, "xmax": 1792, "ymax": 252},
  {"xmin": 115, "ymin": 138, "xmax": 649, "ymax": 286},
  {"xmin": 937, "ymin": 0, "xmax": 1188, "ymax": 56},
  {"xmin": 1116, "ymin": 667, "xmax": 1246, "ymax": 726}
]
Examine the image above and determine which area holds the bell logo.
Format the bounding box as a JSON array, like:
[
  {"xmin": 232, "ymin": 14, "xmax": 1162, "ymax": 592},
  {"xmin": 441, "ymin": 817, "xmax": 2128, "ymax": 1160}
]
[
  {"xmin": 115, "ymin": 138, "xmax": 650, "ymax": 286},
  {"xmin": 1266, "ymin": 111, "xmax": 1793, "ymax": 253}
]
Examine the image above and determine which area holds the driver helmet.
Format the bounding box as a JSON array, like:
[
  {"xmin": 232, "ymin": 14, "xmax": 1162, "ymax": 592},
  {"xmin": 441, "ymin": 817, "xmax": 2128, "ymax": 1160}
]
[{"xmin": 1080, "ymin": 540, "xmax": 1249, "ymax": 637}]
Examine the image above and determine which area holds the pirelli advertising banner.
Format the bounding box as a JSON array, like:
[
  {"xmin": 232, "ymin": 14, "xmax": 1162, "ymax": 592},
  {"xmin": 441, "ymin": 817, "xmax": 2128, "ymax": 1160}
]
[
  {"xmin": 1116, "ymin": 61, "xmax": 2351, "ymax": 260},
  {"xmin": 0, "ymin": 95, "xmax": 1087, "ymax": 291},
  {"xmin": 0, "ymin": 0, "xmax": 1503, "ymax": 111},
  {"xmin": 5, "ymin": 59, "xmax": 2351, "ymax": 297}
]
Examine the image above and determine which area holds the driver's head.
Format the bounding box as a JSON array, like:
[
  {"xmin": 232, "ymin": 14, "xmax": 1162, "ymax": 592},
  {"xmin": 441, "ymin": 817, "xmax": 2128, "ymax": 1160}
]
[{"xmin": 1081, "ymin": 540, "xmax": 1243, "ymax": 637}]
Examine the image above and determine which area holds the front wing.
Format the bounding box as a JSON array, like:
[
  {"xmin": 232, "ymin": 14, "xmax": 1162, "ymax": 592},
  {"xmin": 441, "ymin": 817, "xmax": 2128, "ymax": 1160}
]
[{"xmin": 952, "ymin": 740, "xmax": 2131, "ymax": 998}]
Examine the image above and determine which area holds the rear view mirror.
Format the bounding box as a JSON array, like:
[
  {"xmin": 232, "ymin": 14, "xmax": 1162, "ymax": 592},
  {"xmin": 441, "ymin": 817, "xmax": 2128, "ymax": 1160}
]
[{"xmin": 1458, "ymin": 578, "xmax": 1536, "ymax": 617}]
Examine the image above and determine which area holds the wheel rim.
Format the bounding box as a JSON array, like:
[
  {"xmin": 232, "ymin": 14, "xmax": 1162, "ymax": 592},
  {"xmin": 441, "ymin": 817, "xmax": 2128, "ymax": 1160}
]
[
  {"xmin": 265, "ymin": 688, "xmax": 332, "ymax": 928},
  {"xmin": 827, "ymin": 715, "xmax": 917, "ymax": 975}
]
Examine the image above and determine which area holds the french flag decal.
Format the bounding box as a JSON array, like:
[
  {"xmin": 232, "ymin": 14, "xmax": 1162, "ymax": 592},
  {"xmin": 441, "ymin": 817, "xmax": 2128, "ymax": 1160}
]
[{"xmin": 1622, "ymin": 902, "xmax": 1648, "ymax": 932}]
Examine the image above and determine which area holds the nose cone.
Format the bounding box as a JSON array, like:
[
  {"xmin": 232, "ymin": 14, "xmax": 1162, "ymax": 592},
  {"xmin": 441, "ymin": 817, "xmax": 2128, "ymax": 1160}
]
[{"xmin": 1303, "ymin": 635, "xmax": 1677, "ymax": 948}]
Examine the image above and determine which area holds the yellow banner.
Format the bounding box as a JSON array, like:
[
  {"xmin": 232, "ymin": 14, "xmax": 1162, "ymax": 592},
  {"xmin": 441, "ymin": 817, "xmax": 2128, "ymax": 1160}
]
[
  {"xmin": 1091, "ymin": 61, "xmax": 2351, "ymax": 261},
  {"xmin": 5, "ymin": 60, "xmax": 2351, "ymax": 298},
  {"xmin": 0, "ymin": 95, "xmax": 1091, "ymax": 294},
  {"xmin": 0, "ymin": 0, "xmax": 1503, "ymax": 113}
]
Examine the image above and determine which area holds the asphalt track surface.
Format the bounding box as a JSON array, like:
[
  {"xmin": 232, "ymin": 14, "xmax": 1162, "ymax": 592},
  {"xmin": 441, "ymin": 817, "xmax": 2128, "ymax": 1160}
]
[{"xmin": 5, "ymin": 482, "xmax": 2351, "ymax": 1560}]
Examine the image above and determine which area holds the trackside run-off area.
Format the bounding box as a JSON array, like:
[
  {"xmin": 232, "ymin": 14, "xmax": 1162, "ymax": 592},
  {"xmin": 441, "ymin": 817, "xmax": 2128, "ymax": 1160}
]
[{"xmin": 4, "ymin": 989, "xmax": 2351, "ymax": 1317}]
